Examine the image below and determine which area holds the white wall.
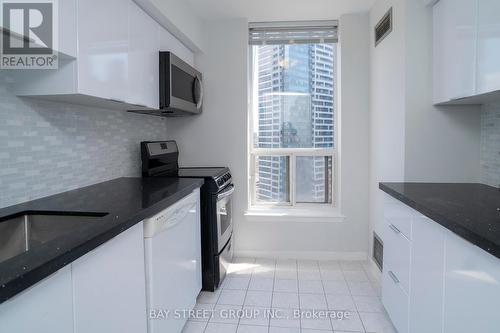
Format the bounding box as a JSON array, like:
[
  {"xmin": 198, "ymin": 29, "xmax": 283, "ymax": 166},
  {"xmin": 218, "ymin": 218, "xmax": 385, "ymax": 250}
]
[
  {"xmin": 368, "ymin": 0, "xmax": 481, "ymax": 258},
  {"xmin": 167, "ymin": 15, "xmax": 371, "ymax": 260},
  {"xmin": 336, "ymin": 13, "xmax": 371, "ymax": 259},
  {"xmin": 368, "ymin": 0, "xmax": 407, "ymax": 251},
  {"xmin": 165, "ymin": 18, "xmax": 249, "ymax": 257}
]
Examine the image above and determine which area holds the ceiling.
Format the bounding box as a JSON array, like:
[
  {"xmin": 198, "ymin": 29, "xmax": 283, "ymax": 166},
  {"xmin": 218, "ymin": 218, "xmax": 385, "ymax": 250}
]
[{"xmin": 184, "ymin": 0, "xmax": 376, "ymax": 22}]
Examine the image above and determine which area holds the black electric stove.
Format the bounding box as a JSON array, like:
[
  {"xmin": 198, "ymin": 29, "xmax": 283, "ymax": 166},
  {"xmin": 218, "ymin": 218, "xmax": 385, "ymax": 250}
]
[{"xmin": 141, "ymin": 141, "xmax": 234, "ymax": 291}]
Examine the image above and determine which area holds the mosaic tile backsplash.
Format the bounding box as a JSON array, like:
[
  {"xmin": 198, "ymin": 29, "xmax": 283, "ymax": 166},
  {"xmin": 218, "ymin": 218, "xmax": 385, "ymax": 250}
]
[
  {"xmin": 0, "ymin": 75, "xmax": 168, "ymax": 209},
  {"xmin": 480, "ymin": 103, "xmax": 500, "ymax": 188}
]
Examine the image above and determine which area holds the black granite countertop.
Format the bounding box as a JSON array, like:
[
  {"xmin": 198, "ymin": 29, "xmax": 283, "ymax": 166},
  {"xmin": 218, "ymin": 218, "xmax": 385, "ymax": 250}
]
[
  {"xmin": 0, "ymin": 177, "xmax": 204, "ymax": 304},
  {"xmin": 379, "ymin": 182, "xmax": 500, "ymax": 259}
]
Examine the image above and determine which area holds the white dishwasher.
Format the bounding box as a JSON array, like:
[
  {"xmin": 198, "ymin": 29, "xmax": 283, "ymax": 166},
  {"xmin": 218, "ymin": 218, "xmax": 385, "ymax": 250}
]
[{"xmin": 144, "ymin": 189, "xmax": 201, "ymax": 333}]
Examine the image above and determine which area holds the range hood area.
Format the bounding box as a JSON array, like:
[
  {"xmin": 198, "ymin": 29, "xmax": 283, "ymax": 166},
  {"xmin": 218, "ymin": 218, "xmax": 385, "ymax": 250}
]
[{"xmin": 8, "ymin": 0, "xmax": 202, "ymax": 117}]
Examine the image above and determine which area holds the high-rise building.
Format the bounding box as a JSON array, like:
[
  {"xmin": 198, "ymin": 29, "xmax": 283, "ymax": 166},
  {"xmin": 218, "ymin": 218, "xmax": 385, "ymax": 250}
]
[{"xmin": 254, "ymin": 43, "xmax": 335, "ymax": 203}]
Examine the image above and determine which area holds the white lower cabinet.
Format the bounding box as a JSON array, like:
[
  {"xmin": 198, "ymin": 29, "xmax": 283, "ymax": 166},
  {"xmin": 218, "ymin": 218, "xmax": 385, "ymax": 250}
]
[
  {"xmin": 382, "ymin": 264, "xmax": 409, "ymax": 333},
  {"xmin": 443, "ymin": 233, "xmax": 500, "ymax": 333},
  {"xmin": 0, "ymin": 266, "xmax": 74, "ymax": 333},
  {"xmin": 382, "ymin": 195, "xmax": 412, "ymax": 333},
  {"xmin": 382, "ymin": 193, "xmax": 500, "ymax": 333},
  {"xmin": 0, "ymin": 223, "xmax": 147, "ymax": 333},
  {"xmin": 0, "ymin": 193, "xmax": 203, "ymax": 333},
  {"xmin": 384, "ymin": 221, "xmax": 411, "ymax": 294},
  {"xmin": 409, "ymin": 216, "xmax": 446, "ymax": 333},
  {"xmin": 72, "ymin": 222, "xmax": 147, "ymax": 333}
]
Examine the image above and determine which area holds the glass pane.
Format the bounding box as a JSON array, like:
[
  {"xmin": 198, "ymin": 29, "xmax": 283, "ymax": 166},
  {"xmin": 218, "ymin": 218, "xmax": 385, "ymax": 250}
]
[
  {"xmin": 296, "ymin": 156, "xmax": 333, "ymax": 204},
  {"xmin": 217, "ymin": 196, "xmax": 232, "ymax": 236},
  {"xmin": 252, "ymin": 43, "xmax": 335, "ymax": 149},
  {"xmin": 254, "ymin": 156, "xmax": 290, "ymax": 203}
]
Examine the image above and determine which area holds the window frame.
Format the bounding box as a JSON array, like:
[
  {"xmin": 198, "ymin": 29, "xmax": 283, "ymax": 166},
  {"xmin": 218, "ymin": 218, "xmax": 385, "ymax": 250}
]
[{"xmin": 247, "ymin": 41, "xmax": 340, "ymax": 212}]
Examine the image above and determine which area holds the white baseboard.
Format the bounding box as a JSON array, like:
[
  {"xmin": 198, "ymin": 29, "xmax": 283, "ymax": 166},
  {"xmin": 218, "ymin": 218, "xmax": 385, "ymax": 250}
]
[
  {"xmin": 365, "ymin": 257, "xmax": 382, "ymax": 282},
  {"xmin": 233, "ymin": 250, "xmax": 368, "ymax": 261}
]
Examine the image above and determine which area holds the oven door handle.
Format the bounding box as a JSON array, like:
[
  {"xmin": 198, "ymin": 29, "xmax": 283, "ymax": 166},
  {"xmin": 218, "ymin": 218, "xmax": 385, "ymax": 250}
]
[{"xmin": 217, "ymin": 184, "xmax": 235, "ymax": 200}]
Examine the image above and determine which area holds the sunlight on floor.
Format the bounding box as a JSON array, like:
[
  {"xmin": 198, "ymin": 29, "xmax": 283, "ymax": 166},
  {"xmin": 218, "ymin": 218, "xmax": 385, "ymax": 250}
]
[{"xmin": 227, "ymin": 263, "xmax": 260, "ymax": 275}]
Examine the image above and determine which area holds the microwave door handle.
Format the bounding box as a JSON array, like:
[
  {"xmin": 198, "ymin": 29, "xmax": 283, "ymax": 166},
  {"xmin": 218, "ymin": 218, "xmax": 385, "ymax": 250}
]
[
  {"xmin": 193, "ymin": 75, "xmax": 203, "ymax": 109},
  {"xmin": 217, "ymin": 184, "xmax": 235, "ymax": 200}
]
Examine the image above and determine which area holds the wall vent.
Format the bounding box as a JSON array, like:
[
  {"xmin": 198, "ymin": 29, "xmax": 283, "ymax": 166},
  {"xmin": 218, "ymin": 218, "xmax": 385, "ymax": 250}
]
[
  {"xmin": 373, "ymin": 232, "xmax": 383, "ymax": 271},
  {"xmin": 374, "ymin": 7, "xmax": 393, "ymax": 46}
]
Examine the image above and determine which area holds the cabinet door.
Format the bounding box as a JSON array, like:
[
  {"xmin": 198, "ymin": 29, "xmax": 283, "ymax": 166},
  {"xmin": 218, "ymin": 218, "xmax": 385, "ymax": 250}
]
[
  {"xmin": 58, "ymin": 0, "xmax": 77, "ymax": 58},
  {"xmin": 433, "ymin": 0, "xmax": 477, "ymax": 103},
  {"xmin": 409, "ymin": 217, "xmax": 446, "ymax": 333},
  {"xmin": 72, "ymin": 222, "xmax": 147, "ymax": 333},
  {"xmin": 382, "ymin": 266, "xmax": 409, "ymax": 333},
  {"xmin": 476, "ymin": 0, "xmax": 500, "ymax": 95},
  {"xmin": 0, "ymin": 266, "xmax": 74, "ymax": 333},
  {"xmin": 443, "ymin": 233, "xmax": 500, "ymax": 333},
  {"xmin": 383, "ymin": 221, "xmax": 411, "ymax": 294},
  {"xmin": 128, "ymin": 2, "xmax": 159, "ymax": 108},
  {"xmin": 77, "ymin": 0, "xmax": 129, "ymax": 102},
  {"xmin": 433, "ymin": 0, "xmax": 449, "ymax": 104}
]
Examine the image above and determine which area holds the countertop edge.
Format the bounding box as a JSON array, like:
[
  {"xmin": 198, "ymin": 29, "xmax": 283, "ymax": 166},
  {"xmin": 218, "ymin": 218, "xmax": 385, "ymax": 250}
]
[
  {"xmin": 0, "ymin": 178, "xmax": 204, "ymax": 304},
  {"xmin": 379, "ymin": 182, "xmax": 499, "ymax": 260}
]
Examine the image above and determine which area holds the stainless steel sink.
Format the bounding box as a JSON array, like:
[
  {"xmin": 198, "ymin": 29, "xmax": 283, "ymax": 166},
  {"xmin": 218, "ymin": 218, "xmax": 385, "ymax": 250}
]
[{"xmin": 0, "ymin": 212, "xmax": 108, "ymax": 263}]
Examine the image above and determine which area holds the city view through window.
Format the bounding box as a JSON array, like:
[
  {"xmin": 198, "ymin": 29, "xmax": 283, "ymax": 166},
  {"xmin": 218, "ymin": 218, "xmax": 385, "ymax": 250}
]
[{"xmin": 251, "ymin": 42, "xmax": 336, "ymax": 205}]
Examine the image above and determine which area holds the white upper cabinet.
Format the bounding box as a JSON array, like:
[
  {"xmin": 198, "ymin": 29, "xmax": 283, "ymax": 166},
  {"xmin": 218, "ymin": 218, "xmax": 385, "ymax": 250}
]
[
  {"xmin": 58, "ymin": 0, "xmax": 78, "ymax": 58},
  {"xmin": 433, "ymin": 0, "xmax": 477, "ymax": 104},
  {"xmin": 433, "ymin": 0, "xmax": 500, "ymax": 104},
  {"xmin": 476, "ymin": 0, "xmax": 500, "ymax": 95},
  {"xmin": 13, "ymin": 0, "xmax": 193, "ymax": 111},
  {"xmin": 128, "ymin": 1, "xmax": 159, "ymax": 109},
  {"xmin": 77, "ymin": 0, "xmax": 129, "ymax": 103}
]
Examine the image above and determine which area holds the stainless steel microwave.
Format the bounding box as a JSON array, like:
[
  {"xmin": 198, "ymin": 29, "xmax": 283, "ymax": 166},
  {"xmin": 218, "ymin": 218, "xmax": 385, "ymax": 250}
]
[{"xmin": 159, "ymin": 52, "xmax": 203, "ymax": 116}]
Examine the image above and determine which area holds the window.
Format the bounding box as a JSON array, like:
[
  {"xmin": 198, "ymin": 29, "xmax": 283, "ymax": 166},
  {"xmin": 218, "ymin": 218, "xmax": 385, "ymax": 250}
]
[{"xmin": 248, "ymin": 22, "xmax": 338, "ymax": 209}]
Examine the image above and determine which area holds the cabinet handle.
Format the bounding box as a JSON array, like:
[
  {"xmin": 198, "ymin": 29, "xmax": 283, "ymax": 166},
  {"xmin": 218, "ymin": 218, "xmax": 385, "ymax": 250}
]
[
  {"xmin": 388, "ymin": 270, "xmax": 400, "ymax": 284},
  {"xmin": 388, "ymin": 223, "xmax": 401, "ymax": 234}
]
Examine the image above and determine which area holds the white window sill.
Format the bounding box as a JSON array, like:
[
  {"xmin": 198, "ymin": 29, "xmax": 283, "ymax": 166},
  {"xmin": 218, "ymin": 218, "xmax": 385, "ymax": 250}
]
[{"xmin": 244, "ymin": 207, "xmax": 345, "ymax": 223}]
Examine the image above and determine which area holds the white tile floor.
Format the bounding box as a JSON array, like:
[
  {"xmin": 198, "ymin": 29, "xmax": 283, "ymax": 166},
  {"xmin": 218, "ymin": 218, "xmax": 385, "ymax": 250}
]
[{"xmin": 182, "ymin": 258, "xmax": 397, "ymax": 333}]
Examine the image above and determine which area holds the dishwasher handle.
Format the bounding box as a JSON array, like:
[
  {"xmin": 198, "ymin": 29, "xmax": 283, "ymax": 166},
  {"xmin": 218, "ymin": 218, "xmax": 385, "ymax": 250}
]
[{"xmin": 144, "ymin": 202, "xmax": 197, "ymax": 238}]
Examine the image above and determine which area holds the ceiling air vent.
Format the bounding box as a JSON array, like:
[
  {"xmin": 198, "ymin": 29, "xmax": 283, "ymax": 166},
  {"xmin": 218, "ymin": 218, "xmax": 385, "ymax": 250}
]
[{"xmin": 374, "ymin": 7, "xmax": 392, "ymax": 46}]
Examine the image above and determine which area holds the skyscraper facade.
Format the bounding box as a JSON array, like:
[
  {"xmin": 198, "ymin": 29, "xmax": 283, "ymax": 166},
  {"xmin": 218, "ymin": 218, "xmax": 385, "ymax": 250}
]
[{"xmin": 254, "ymin": 43, "xmax": 335, "ymax": 203}]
